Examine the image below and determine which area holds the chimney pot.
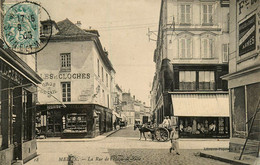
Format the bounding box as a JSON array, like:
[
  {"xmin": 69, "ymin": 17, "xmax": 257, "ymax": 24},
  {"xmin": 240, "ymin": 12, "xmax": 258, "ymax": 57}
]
[{"xmin": 76, "ymin": 21, "xmax": 82, "ymax": 28}]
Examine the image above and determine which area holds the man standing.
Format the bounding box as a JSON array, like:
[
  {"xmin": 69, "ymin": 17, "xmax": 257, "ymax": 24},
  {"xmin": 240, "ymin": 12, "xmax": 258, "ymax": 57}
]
[{"xmin": 169, "ymin": 126, "xmax": 180, "ymax": 155}]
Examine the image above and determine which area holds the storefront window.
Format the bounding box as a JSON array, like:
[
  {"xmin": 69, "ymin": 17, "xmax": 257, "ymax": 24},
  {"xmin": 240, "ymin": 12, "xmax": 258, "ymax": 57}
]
[
  {"xmin": 179, "ymin": 117, "xmax": 229, "ymax": 138},
  {"xmin": 179, "ymin": 71, "xmax": 196, "ymax": 90},
  {"xmin": 65, "ymin": 113, "xmax": 87, "ymax": 132},
  {"xmin": 199, "ymin": 71, "xmax": 215, "ymax": 90}
]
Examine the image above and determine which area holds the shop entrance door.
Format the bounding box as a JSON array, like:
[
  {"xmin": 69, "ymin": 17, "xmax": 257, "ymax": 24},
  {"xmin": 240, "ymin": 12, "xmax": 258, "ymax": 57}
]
[{"xmin": 46, "ymin": 110, "xmax": 62, "ymax": 137}]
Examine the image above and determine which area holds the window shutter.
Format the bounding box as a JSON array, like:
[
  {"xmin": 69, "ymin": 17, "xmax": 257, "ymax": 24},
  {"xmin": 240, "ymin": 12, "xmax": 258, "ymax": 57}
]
[
  {"xmin": 186, "ymin": 5, "xmax": 191, "ymax": 23},
  {"xmin": 181, "ymin": 5, "xmax": 185, "ymax": 23},
  {"xmin": 203, "ymin": 5, "xmax": 207, "ymax": 23},
  {"xmin": 208, "ymin": 5, "xmax": 213, "ymax": 24},
  {"xmin": 187, "ymin": 38, "xmax": 191, "ymax": 58},
  {"xmin": 202, "ymin": 38, "xmax": 207, "ymax": 58},
  {"xmin": 180, "ymin": 39, "xmax": 185, "ymax": 58},
  {"xmin": 209, "ymin": 39, "xmax": 214, "ymax": 58}
]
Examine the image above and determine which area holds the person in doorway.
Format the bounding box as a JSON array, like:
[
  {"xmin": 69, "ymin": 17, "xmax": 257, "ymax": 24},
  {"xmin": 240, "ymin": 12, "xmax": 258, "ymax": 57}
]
[
  {"xmin": 162, "ymin": 116, "xmax": 170, "ymax": 128},
  {"xmin": 169, "ymin": 126, "xmax": 180, "ymax": 155}
]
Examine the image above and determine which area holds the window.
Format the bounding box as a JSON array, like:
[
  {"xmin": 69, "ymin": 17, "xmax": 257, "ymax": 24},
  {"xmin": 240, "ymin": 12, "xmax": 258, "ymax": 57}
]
[
  {"xmin": 222, "ymin": 44, "xmax": 229, "ymax": 62},
  {"xmin": 61, "ymin": 82, "xmax": 71, "ymax": 102},
  {"xmin": 106, "ymin": 73, "xmax": 108, "ymax": 87},
  {"xmin": 201, "ymin": 38, "xmax": 214, "ymax": 58},
  {"xmin": 180, "ymin": 4, "xmax": 191, "ymax": 24},
  {"xmin": 179, "ymin": 71, "xmax": 196, "ymax": 90},
  {"xmin": 199, "ymin": 71, "xmax": 215, "ymax": 90},
  {"xmin": 179, "ymin": 117, "xmax": 229, "ymax": 138},
  {"xmin": 101, "ymin": 67, "xmax": 104, "ymax": 82},
  {"xmin": 179, "ymin": 38, "xmax": 192, "ymax": 58},
  {"xmin": 102, "ymin": 90, "xmax": 105, "ymax": 105},
  {"xmin": 60, "ymin": 53, "xmax": 71, "ymax": 71},
  {"xmin": 202, "ymin": 4, "xmax": 213, "ymax": 25},
  {"xmin": 97, "ymin": 59, "xmax": 100, "ymax": 77}
]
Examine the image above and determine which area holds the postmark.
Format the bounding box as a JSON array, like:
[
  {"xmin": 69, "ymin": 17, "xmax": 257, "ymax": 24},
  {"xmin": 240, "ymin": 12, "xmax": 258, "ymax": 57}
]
[{"xmin": 3, "ymin": 1, "xmax": 52, "ymax": 55}]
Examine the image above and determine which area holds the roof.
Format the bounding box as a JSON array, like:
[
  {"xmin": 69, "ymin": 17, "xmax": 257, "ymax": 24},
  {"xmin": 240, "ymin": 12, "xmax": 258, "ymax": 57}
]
[
  {"xmin": 49, "ymin": 19, "xmax": 115, "ymax": 72},
  {"xmin": 56, "ymin": 18, "xmax": 96, "ymax": 36}
]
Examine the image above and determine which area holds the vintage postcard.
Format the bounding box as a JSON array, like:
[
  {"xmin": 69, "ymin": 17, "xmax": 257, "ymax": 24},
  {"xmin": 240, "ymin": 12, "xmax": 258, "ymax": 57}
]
[{"xmin": 0, "ymin": 0, "xmax": 259, "ymax": 165}]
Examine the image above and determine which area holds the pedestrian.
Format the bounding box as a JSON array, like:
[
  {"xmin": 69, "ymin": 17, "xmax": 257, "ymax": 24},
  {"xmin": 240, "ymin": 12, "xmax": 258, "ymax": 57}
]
[
  {"xmin": 162, "ymin": 117, "xmax": 170, "ymax": 128},
  {"xmin": 114, "ymin": 120, "xmax": 117, "ymax": 130},
  {"xmin": 169, "ymin": 126, "xmax": 180, "ymax": 155}
]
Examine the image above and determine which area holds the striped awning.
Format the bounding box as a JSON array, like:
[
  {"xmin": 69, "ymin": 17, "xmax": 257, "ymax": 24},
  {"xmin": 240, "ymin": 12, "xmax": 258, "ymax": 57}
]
[{"xmin": 171, "ymin": 93, "xmax": 229, "ymax": 117}]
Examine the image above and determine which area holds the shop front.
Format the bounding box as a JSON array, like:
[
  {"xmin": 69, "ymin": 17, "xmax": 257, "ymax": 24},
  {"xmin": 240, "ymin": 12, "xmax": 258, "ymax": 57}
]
[
  {"xmin": 171, "ymin": 92, "xmax": 230, "ymax": 139},
  {"xmin": 0, "ymin": 40, "xmax": 42, "ymax": 164},
  {"xmin": 36, "ymin": 104, "xmax": 113, "ymax": 138}
]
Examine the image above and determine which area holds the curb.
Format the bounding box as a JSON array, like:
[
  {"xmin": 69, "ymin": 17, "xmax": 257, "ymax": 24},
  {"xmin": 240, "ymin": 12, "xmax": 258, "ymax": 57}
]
[
  {"xmin": 199, "ymin": 152, "xmax": 252, "ymax": 165},
  {"xmin": 105, "ymin": 128, "xmax": 120, "ymax": 137},
  {"xmin": 36, "ymin": 129, "xmax": 120, "ymax": 143}
]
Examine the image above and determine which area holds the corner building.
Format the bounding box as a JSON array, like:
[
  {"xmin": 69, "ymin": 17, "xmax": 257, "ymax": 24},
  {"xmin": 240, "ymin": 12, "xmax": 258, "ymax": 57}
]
[
  {"xmin": 36, "ymin": 19, "xmax": 115, "ymax": 138},
  {"xmin": 151, "ymin": 0, "xmax": 230, "ymax": 148}
]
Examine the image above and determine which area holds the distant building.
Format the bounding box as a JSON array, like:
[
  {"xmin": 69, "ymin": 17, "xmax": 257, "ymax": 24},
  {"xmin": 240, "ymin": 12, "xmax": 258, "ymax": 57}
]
[
  {"xmin": 151, "ymin": 0, "xmax": 230, "ymax": 146},
  {"xmin": 36, "ymin": 19, "xmax": 115, "ymax": 138},
  {"xmin": 121, "ymin": 93, "xmax": 151, "ymax": 125},
  {"xmin": 222, "ymin": 0, "xmax": 260, "ymax": 157},
  {"xmin": 121, "ymin": 93, "xmax": 135, "ymax": 125}
]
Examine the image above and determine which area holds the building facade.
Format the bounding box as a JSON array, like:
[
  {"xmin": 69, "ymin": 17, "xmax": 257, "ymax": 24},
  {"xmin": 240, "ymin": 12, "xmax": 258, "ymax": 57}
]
[
  {"xmin": 0, "ymin": 40, "xmax": 42, "ymax": 164},
  {"xmin": 222, "ymin": 0, "xmax": 260, "ymax": 157},
  {"xmin": 36, "ymin": 19, "xmax": 115, "ymax": 138},
  {"xmin": 151, "ymin": 0, "xmax": 230, "ymax": 142}
]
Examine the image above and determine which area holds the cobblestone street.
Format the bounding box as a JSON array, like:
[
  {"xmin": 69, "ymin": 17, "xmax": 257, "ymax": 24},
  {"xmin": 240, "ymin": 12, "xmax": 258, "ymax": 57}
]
[{"xmin": 26, "ymin": 126, "xmax": 230, "ymax": 165}]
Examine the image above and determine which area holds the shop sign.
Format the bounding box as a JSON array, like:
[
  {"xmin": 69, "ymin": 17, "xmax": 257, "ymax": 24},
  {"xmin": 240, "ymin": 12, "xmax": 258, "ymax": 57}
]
[
  {"xmin": 0, "ymin": 60, "xmax": 23, "ymax": 84},
  {"xmin": 78, "ymin": 95, "xmax": 88, "ymax": 101},
  {"xmin": 238, "ymin": 0, "xmax": 259, "ymax": 20},
  {"xmin": 40, "ymin": 73, "xmax": 90, "ymax": 80},
  {"xmin": 239, "ymin": 14, "xmax": 256, "ymax": 56},
  {"xmin": 47, "ymin": 104, "xmax": 63, "ymax": 110}
]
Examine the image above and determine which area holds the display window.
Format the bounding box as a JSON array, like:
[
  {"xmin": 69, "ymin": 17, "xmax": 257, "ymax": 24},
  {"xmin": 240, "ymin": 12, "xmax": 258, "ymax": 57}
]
[
  {"xmin": 179, "ymin": 117, "xmax": 229, "ymax": 138},
  {"xmin": 64, "ymin": 113, "xmax": 87, "ymax": 133}
]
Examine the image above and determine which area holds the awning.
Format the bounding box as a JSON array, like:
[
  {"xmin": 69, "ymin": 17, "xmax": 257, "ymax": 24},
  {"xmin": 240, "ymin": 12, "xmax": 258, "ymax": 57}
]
[{"xmin": 171, "ymin": 93, "xmax": 229, "ymax": 117}]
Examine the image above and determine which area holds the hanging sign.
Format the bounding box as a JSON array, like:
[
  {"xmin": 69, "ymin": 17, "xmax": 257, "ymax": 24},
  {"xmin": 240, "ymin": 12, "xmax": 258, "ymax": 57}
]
[{"xmin": 239, "ymin": 14, "xmax": 256, "ymax": 56}]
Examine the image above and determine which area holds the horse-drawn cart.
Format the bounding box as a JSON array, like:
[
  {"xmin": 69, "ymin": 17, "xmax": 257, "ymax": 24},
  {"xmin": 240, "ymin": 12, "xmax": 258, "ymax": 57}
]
[{"xmin": 134, "ymin": 124, "xmax": 172, "ymax": 142}]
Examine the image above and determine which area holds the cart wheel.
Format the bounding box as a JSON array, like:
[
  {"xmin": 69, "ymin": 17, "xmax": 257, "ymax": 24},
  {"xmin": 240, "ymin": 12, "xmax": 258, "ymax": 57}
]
[
  {"xmin": 160, "ymin": 128, "xmax": 169, "ymax": 142},
  {"xmin": 155, "ymin": 127, "xmax": 169, "ymax": 142}
]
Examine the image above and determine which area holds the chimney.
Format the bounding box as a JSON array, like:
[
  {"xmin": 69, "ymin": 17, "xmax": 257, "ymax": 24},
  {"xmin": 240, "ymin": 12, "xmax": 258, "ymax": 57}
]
[
  {"xmin": 104, "ymin": 48, "xmax": 108, "ymax": 56},
  {"xmin": 143, "ymin": 102, "xmax": 145, "ymax": 105},
  {"xmin": 133, "ymin": 95, "xmax": 135, "ymax": 100},
  {"xmin": 76, "ymin": 21, "xmax": 82, "ymax": 28}
]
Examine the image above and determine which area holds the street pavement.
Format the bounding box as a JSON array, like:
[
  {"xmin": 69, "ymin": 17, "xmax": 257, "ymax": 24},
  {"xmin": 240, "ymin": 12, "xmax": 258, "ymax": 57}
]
[{"xmin": 26, "ymin": 126, "xmax": 230, "ymax": 165}]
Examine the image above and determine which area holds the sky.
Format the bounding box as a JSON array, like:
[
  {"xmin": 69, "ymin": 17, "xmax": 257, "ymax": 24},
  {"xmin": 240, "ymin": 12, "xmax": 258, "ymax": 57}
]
[{"xmin": 37, "ymin": 0, "xmax": 161, "ymax": 105}]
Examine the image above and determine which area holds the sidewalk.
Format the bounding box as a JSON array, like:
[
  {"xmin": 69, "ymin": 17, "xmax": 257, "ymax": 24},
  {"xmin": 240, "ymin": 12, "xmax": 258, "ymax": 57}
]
[
  {"xmin": 36, "ymin": 128, "xmax": 120, "ymax": 143},
  {"xmin": 199, "ymin": 150, "xmax": 259, "ymax": 165}
]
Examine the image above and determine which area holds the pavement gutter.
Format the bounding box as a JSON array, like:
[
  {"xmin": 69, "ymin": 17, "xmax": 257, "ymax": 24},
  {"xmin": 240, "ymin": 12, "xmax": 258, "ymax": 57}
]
[{"xmin": 36, "ymin": 128, "xmax": 121, "ymax": 143}]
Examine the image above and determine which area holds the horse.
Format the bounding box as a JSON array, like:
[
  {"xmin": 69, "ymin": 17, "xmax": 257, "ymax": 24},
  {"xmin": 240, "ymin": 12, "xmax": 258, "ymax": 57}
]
[{"xmin": 134, "ymin": 124, "xmax": 155, "ymax": 141}]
